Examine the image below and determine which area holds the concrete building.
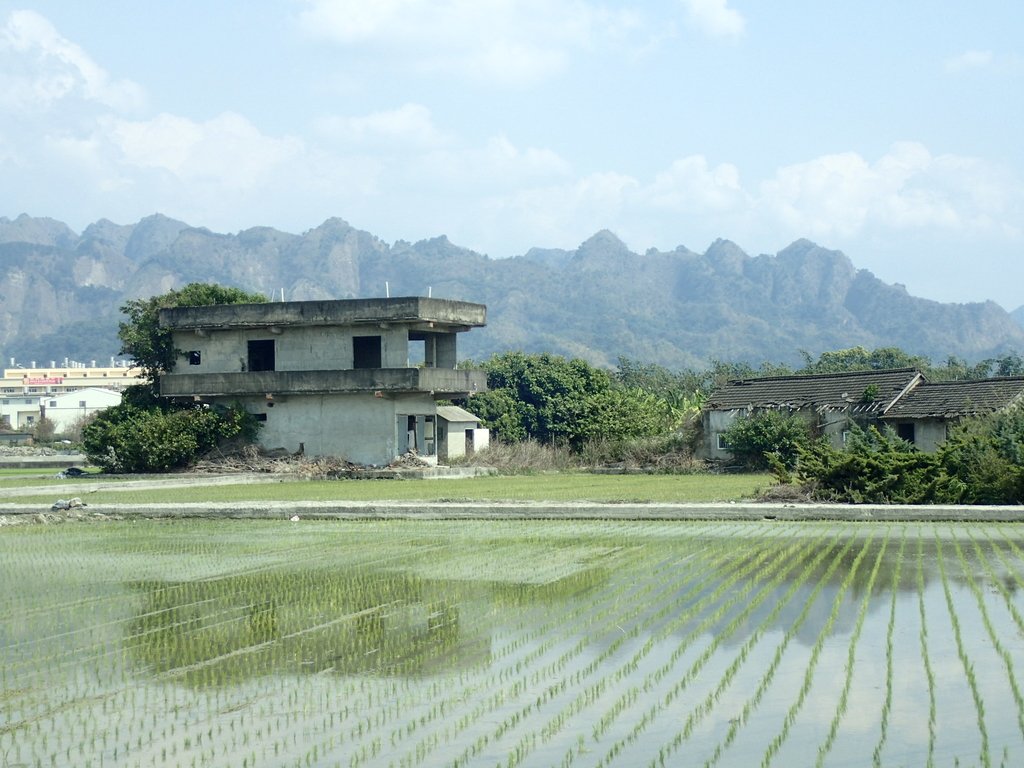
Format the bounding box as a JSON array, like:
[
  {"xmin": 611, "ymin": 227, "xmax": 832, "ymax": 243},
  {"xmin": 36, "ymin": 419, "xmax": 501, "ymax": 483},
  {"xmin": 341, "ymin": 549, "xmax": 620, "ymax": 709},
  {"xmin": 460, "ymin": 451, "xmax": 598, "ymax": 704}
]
[
  {"xmin": 880, "ymin": 376, "xmax": 1024, "ymax": 451},
  {"xmin": 158, "ymin": 297, "xmax": 488, "ymax": 465},
  {"xmin": 436, "ymin": 405, "xmax": 490, "ymax": 462}
]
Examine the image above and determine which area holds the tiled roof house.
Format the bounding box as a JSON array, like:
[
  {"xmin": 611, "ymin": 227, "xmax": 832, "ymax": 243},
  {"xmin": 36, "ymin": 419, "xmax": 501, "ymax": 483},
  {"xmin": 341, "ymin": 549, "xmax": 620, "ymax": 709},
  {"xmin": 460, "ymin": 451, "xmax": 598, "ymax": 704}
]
[
  {"xmin": 702, "ymin": 368, "xmax": 924, "ymax": 459},
  {"xmin": 702, "ymin": 368, "xmax": 1024, "ymax": 459},
  {"xmin": 880, "ymin": 377, "xmax": 1024, "ymax": 451}
]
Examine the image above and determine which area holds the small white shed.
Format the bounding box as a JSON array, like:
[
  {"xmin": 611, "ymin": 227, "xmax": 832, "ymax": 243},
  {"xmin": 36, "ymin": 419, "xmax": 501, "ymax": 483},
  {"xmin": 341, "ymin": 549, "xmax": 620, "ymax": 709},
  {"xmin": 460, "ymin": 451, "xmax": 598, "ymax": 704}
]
[{"xmin": 436, "ymin": 405, "xmax": 489, "ymax": 461}]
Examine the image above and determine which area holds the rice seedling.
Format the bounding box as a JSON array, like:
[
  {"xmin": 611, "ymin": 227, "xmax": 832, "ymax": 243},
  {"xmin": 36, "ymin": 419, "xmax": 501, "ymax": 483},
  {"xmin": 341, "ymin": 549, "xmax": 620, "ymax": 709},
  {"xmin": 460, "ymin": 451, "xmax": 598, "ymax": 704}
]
[{"xmin": 3, "ymin": 520, "xmax": 1024, "ymax": 767}]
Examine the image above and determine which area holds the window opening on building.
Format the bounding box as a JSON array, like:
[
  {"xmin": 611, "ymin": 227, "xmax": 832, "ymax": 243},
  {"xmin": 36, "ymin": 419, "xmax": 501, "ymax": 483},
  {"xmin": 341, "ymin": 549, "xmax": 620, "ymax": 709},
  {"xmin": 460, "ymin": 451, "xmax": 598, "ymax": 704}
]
[
  {"xmin": 353, "ymin": 336, "xmax": 382, "ymax": 369},
  {"xmin": 247, "ymin": 340, "xmax": 275, "ymax": 372},
  {"xmin": 407, "ymin": 337, "xmax": 425, "ymax": 366},
  {"xmin": 187, "ymin": 351, "xmax": 202, "ymax": 365},
  {"xmin": 896, "ymin": 423, "xmax": 915, "ymax": 444}
]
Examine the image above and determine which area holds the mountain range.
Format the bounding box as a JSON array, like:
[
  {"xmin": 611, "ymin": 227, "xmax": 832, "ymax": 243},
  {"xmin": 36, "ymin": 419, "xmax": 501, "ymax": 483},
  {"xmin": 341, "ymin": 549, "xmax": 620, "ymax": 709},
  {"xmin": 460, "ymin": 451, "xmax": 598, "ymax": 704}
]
[{"xmin": 1, "ymin": 212, "xmax": 1022, "ymax": 371}]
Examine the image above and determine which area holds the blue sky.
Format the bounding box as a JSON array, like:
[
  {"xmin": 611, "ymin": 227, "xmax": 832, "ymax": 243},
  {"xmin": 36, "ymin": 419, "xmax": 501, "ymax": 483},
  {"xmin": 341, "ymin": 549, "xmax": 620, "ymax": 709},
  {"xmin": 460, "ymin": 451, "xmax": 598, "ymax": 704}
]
[{"xmin": 1, "ymin": 1, "xmax": 1021, "ymax": 308}]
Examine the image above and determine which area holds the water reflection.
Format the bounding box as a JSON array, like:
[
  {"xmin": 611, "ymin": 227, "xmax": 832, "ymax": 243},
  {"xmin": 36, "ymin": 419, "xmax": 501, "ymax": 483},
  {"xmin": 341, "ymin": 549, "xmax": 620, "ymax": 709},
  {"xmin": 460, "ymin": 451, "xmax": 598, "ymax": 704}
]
[{"xmin": 127, "ymin": 570, "xmax": 502, "ymax": 684}]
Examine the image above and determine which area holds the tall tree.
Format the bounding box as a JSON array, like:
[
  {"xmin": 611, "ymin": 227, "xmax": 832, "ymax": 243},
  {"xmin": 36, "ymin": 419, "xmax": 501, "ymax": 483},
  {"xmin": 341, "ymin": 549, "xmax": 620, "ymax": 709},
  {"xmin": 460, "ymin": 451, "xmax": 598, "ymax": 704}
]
[{"xmin": 119, "ymin": 283, "xmax": 267, "ymax": 389}]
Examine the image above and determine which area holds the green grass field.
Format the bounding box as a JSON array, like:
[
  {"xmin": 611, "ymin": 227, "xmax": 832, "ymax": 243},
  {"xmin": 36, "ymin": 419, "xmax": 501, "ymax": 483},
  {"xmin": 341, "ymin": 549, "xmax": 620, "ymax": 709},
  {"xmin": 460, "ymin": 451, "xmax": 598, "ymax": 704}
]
[{"xmin": 1, "ymin": 471, "xmax": 774, "ymax": 505}]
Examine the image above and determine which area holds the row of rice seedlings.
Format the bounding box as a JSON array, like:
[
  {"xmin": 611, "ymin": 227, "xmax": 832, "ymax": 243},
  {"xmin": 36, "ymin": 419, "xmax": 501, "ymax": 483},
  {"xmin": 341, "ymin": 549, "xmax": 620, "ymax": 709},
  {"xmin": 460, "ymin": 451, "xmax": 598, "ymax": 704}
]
[
  {"xmin": 434, "ymin": 526, "xmax": 751, "ymax": 767},
  {"xmin": 759, "ymin": 529, "xmax": 879, "ymax": 768},
  {"xmin": 975, "ymin": 527, "xmax": 1024, "ymax": 636},
  {"xmin": 1, "ymin": 528, "xmax": 448, "ymax": 765},
  {"xmin": 292, "ymin": 528, "xmax": 651, "ymax": 768},
  {"xmin": 588, "ymin": 526, "xmax": 820, "ymax": 767},
  {"xmin": 813, "ymin": 529, "xmax": 894, "ymax": 767},
  {"xmin": 870, "ymin": 531, "xmax": 907, "ymax": 767},
  {"xmin": 393, "ymin": 535, "xmax": 700, "ymax": 768},
  {"xmin": 915, "ymin": 528, "xmax": 939, "ymax": 768},
  {"xmin": 953, "ymin": 531, "xmax": 1024, "ymax": 742},
  {"xmin": 935, "ymin": 528, "xmax": 991, "ymax": 768},
  {"xmin": 491, "ymin": 525, "xmax": 794, "ymax": 768},
  {"xmin": 700, "ymin": 528, "xmax": 861, "ymax": 768},
  {"xmin": 653, "ymin": 525, "xmax": 848, "ymax": 768}
]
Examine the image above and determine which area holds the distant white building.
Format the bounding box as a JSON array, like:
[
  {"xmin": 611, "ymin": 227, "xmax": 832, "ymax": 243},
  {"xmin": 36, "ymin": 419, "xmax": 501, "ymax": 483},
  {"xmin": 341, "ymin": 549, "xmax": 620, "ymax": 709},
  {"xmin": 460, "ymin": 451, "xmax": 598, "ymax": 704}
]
[
  {"xmin": 41, "ymin": 388, "xmax": 123, "ymax": 433},
  {"xmin": 0, "ymin": 364, "xmax": 142, "ymax": 397},
  {"xmin": 1, "ymin": 387, "xmax": 123, "ymax": 433}
]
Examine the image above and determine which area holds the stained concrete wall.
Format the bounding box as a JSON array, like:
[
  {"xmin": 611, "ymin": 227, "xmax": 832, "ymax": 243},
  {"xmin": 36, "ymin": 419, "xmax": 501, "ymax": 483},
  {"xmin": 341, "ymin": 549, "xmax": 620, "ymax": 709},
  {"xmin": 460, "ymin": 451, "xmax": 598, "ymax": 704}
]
[
  {"xmin": 174, "ymin": 325, "xmax": 419, "ymax": 374},
  {"xmin": 215, "ymin": 392, "xmax": 437, "ymax": 465}
]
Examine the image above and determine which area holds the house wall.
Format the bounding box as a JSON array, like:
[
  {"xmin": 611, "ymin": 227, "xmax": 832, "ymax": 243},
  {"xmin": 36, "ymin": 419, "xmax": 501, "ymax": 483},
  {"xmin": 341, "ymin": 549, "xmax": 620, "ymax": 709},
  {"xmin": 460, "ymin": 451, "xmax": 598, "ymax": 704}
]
[
  {"xmin": 175, "ymin": 326, "xmax": 421, "ymax": 373},
  {"xmin": 0, "ymin": 397, "xmax": 41, "ymax": 430},
  {"xmin": 42, "ymin": 389, "xmax": 122, "ymax": 433},
  {"xmin": 702, "ymin": 407, "xmax": 850, "ymax": 461},
  {"xmin": 211, "ymin": 392, "xmax": 437, "ymax": 465},
  {"xmin": 887, "ymin": 418, "xmax": 948, "ymax": 452}
]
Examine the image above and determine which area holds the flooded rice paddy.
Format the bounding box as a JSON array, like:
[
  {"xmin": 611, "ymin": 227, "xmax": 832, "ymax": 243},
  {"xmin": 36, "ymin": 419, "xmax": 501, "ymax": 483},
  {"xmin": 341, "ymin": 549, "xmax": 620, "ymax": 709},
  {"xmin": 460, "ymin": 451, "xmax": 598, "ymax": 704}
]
[{"xmin": 2, "ymin": 518, "xmax": 1024, "ymax": 767}]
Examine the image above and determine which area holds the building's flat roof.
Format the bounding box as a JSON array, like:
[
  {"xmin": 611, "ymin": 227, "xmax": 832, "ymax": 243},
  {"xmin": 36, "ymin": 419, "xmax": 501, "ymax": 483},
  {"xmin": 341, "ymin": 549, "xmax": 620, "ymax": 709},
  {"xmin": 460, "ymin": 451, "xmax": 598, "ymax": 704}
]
[{"xmin": 160, "ymin": 296, "xmax": 486, "ymax": 331}]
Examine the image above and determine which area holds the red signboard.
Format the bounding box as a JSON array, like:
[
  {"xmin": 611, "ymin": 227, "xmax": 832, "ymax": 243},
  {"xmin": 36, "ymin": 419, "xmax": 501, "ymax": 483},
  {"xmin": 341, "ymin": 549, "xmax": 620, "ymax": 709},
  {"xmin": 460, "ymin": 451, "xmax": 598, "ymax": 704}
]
[{"xmin": 24, "ymin": 377, "xmax": 63, "ymax": 385}]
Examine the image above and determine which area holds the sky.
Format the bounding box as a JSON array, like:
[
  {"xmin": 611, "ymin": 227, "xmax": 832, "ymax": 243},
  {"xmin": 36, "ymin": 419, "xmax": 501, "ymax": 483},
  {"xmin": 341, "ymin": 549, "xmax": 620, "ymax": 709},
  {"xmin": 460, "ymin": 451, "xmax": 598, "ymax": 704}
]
[{"xmin": 0, "ymin": 1, "xmax": 1021, "ymax": 309}]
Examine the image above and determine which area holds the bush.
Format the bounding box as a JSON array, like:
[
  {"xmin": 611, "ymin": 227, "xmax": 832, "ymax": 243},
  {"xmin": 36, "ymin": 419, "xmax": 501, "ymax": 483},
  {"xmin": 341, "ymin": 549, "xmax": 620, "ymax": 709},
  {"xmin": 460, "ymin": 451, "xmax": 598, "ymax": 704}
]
[
  {"xmin": 468, "ymin": 352, "xmax": 664, "ymax": 449},
  {"xmin": 792, "ymin": 426, "xmax": 940, "ymax": 503},
  {"xmin": 82, "ymin": 402, "xmax": 260, "ymax": 473},
  {"xmin": 935, "ymin": 410, "xmax": 1024, "ymax": 504},
  {"xmin": 721, "ymin": 410, "xmax": 812, "ymax": 471}
]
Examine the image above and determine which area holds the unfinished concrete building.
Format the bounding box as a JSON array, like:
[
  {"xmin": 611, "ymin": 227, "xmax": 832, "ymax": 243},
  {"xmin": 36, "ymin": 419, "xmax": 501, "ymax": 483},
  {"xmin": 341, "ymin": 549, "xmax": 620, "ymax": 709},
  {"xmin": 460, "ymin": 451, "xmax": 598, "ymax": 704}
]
[{"xmin": 158, "ymin": 297, "xmax": 488, "ymax": 465}]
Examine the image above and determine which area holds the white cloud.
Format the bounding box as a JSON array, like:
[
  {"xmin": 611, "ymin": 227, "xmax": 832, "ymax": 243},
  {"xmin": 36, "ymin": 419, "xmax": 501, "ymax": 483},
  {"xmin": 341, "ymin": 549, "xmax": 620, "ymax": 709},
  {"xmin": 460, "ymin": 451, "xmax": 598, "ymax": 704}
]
[
  {"xmin": 680, "ymin": 0, "xmax": 745, "ymax": 39},
  {"xmin": 644, "ymin": 155, "xmax": 747, "ymax": 211},
  {"xmin": 314, "ymin": 104, "xmax": 446, "ymax": 148},
  {"xmin": 758, "ymin": 142, "xmax": 1022, "ymax": 240},
  {"xmin": 294, "ymin": 0, "xmax": 641, "ymax": 84},
  {"xmin": 0, "ymin": 10, "xmax": 144, "ymax": 112},
  {"xmin": 482, "ymin": 171, "xmax": 640, "ymax": 247},
  {"xmin": 945, "ymin": 49, "xmax": 994, "ymax": 73}
]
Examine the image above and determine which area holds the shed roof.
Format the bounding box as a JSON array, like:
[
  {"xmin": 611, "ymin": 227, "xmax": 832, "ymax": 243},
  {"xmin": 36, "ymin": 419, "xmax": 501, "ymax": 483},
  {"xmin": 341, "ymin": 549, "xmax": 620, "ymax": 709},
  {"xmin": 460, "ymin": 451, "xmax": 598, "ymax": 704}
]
[
  {"xmin": 706, "ymin": 368, "xmax": 923, "ymax": 415},
  {"xmin": 436, "ymin": 405, "xmax": 481, "ymax": 423},
  {"xmin": 881, "ymin": 377, "xmax": 1024, "ymax": 419}
]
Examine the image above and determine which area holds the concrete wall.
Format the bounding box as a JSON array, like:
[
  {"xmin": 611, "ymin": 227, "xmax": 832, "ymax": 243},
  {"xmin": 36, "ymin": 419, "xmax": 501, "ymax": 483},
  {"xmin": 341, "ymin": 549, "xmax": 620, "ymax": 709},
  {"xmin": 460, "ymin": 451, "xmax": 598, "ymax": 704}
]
[
  {"xmin": 173, "ymin": 325, "xmax": 425, "ymax": 374},
  {"xmin": 703, "ymin": 407, "xmax": 844, "ymax": 461},
  {"xmin": 213, "ymin": 392, "xmax": 437, "ymax": 465}
]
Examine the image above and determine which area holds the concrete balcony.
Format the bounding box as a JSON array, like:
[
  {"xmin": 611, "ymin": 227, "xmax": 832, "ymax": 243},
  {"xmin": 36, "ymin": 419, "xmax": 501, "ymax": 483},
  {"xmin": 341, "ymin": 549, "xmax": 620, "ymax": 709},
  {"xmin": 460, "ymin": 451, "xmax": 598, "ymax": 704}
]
[{"xmin": 159, "ymin": 368, "xmax": 487, "ymax": 399}]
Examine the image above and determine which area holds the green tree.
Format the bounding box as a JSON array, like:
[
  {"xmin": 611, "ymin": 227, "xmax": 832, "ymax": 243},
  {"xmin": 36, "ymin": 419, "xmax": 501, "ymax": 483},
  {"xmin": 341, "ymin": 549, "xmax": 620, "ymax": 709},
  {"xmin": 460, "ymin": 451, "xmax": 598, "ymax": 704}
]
[
  {"xmin": 119, "ymin": 283, "xmax": 267, "ymax": 389},
  {"xmin": 798, "ymin": 346, "xmax": 930, "ymax": 374},
  {"xmin": 84, "ymin": 283, "xmax": 266, "ymax": 473},
  {"xmin": 468, "ymin": 352, "xmax": 662, "ymax": 448},
  {"xmin": 721, "ymin": 410, "xmax": 812, "ymax": 470}
]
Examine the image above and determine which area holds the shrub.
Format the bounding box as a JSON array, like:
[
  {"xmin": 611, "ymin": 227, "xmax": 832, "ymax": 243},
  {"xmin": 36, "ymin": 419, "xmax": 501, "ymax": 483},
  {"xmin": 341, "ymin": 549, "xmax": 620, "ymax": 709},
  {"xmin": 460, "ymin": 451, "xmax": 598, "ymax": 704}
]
[
  {"xmin": 792, "ymin": 426, "xmax": 940, "ymax": 504},
  {"xmin": 82, "ymin": 402, "xmax": 259, "ymax": 473},
  {"xmin": 935, "ymin": 410, "xmax": 1024, "ymax": 504},
  {"xmin": 721, "ymin": 410, "xmax": 812, "ymax": 470}
]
